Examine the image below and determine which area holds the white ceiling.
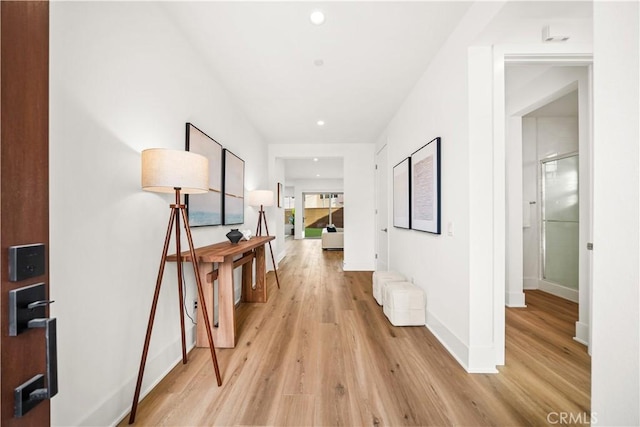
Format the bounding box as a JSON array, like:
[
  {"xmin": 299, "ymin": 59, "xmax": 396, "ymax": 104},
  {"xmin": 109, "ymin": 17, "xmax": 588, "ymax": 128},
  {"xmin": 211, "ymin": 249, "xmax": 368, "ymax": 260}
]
[
  {"xmin": 526, "ymin": 89, "xmax": 578, "ymax": 117},
  {"xmin": 284, "ymin": 157, "xmax": 344, "ymax": 181},
  {"xmin": 163, "ymin": 1, "xmax": 591, "ymax": 180},
  {"xmin": 163, "ymin": 1, "xmax": 473, "ymax": 145}
]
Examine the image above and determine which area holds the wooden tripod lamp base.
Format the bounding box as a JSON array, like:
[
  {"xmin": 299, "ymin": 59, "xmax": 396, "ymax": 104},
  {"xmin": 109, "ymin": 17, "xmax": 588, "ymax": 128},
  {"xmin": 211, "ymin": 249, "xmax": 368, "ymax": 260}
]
[
  {"xmin": 247, "ymin": 190, "xmax": 281, "ymax": 289},
  {"xmin": 129, "ymin": 149, "xmax": 222, "ymax": 424}
]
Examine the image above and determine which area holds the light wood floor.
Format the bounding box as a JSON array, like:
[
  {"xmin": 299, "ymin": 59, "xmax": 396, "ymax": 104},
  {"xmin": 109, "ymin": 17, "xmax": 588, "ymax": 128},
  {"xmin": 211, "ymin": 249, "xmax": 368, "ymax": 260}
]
[{"xmin": 123, "ymin": 239, "xmax": 590, "ymax": 426}]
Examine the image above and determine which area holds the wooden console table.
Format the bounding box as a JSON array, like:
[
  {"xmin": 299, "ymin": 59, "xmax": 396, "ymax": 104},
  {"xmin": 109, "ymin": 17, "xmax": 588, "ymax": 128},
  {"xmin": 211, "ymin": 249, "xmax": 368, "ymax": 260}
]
[{"xmin": 167, "ymin": 236, "xmax": 275, "ymax": 348}]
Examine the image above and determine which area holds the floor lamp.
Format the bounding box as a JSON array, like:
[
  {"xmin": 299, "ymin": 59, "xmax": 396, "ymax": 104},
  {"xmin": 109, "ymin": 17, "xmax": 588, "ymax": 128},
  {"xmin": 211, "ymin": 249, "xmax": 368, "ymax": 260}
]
[
  {"xmin": 247, "ymin": 190, "xmax": 280, "ymax": 289},
  {"xmin": 129, "ymin": 149, "xmax": 222, "ymax": 424}
]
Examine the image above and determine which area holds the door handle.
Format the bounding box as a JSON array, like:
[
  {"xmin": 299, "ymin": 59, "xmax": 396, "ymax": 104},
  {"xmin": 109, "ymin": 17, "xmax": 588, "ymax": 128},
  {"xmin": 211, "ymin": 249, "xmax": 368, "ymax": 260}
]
[
  {"xmin": 381, "ymin": 228, "xmax": 388, "ymax": 232},
  {"xmin": 14, "ymin": 317, "xmax": 58, "ymax": 417},
  {"xmin": 9, "ymin": 283, "xmax": 58, "ymax": 417},
  {"xmin": 27, "ymin": 317, "xmax": 58, "ymax": 399}
]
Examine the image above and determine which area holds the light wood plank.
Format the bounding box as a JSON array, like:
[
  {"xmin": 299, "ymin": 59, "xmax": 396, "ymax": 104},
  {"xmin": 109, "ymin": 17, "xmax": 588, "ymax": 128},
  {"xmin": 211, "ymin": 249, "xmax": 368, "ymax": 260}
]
[
  {"xmin": 275, "ymin": 395, "xmax": 315, "ymax": 426},
  {"xmin": 122, "ymin": 238, "xmax": 590, "ymax": 427}
]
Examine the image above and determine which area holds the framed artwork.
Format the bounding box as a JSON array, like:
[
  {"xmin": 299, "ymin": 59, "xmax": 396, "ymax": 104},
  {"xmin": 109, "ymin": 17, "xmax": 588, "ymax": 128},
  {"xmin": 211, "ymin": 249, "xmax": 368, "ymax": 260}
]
[
  {"xmin": 411, "ymin": 137, "xmax": 441, "ymax": 234},
  {"xmin": 222, "ymin": 149, "xmax": 245, "ymax": 225},
  {"xmin": 393, "ymin": 157, "xmax": 411, "ymax": 229},
  {"xmin": 277, "ymin": 182, "xmax": 283, "ymax": 208},
  {"xmin": 185, "ymin": 123, "xmax": 222, "ymax": 226}
]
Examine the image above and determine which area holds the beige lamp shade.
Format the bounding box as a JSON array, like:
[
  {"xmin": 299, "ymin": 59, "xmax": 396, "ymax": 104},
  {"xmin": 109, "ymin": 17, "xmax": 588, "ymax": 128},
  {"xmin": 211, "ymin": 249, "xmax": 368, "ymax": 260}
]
[
  {"xmin": 247, "ymin": 190, "xmax": 274, "ymax": 207},
  {"xmin": 141, "ymin": 148, "xmax": 209, "ymax": 194}
]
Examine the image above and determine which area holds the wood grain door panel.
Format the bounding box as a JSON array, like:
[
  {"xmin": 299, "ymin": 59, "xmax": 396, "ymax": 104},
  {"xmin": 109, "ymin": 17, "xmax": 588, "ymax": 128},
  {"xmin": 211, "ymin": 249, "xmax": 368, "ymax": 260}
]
[{"xmin": 1, "ymin": 1, "xmax": 50, "ymax": 425}]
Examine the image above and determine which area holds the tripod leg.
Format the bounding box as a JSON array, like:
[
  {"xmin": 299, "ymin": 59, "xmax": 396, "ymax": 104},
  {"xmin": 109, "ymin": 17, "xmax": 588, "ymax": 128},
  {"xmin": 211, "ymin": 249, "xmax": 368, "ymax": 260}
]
[
  {"xmin": 129, "ymin": 208, "xmax": 177, "ymax": 424},
  {"xmin": 262, "ymin": 211, "xmax": 281, "ymax": 289},
  {"xmin": 180, "ymin": 207, "xmax": 222, "ymax": 386},
  {"xmin": 174, "ymin": 201, "xmax": 188, "ymax": 364}
]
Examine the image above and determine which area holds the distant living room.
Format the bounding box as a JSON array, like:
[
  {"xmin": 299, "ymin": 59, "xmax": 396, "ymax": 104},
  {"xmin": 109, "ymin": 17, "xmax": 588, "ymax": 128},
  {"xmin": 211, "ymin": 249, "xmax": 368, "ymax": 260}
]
[{"xmin": 285, "ymin": 193, "xmax": 344, "ymax": 249}]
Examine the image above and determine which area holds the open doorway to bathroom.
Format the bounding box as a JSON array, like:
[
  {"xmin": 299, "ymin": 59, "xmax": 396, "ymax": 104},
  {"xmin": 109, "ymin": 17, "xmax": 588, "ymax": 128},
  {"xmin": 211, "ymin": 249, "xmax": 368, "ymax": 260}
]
[
  {"xmin": 501, "ymin": 61, "xmax": 592, "ymax": 418},
  {"xmin": 522, "ymin": 89, "xmax": 581, "ymax": 302},
  {"xmin": 505, "ymin": 63, "xmax": 592, "ymax": 351}
]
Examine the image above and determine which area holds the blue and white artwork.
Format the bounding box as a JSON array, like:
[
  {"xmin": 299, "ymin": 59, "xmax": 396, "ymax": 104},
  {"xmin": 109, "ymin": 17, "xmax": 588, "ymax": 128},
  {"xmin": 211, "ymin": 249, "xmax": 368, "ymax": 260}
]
[
  {"xmin": 223, "ymin": 149, "xmax": 244, "ymax": 225},
  {"xmin": 185, "ymin": 123, "xmax": 223, "ymax": 226}
]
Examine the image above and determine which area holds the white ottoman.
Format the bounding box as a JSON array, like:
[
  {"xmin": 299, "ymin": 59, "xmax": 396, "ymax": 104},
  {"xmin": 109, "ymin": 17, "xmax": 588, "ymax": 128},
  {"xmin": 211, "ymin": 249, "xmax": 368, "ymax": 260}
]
[
  {"xmin": 383, "ymin": 282, "xmax": 426, "ymax": 326},
  {"xmin": 372, "ymin": 271, "xmax": 406, "ymax": 306}
]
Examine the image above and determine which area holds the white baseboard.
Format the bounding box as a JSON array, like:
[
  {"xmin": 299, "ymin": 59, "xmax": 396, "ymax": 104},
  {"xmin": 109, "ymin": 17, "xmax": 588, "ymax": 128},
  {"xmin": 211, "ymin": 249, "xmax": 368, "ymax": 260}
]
[
  {"xmin": 342, "ymin": 260, "xmax": 375, "ymax": 271},
  {"xmin": 426, "ymin": 311, "xmax": 498, "ymax": 374},
  {"xmin": 426, "ymin": 310, "xmax": 469, "ymax": 371},
  {"xmin": 505, "ymin": 291, "xmax": 527, "ymax": 307},
  {"xmin": 574, "ymin": 321, "xmax": 589, "ymax": 346},
  {"xmin": 468, "ymin": 345, "xmax": 499, "ymax": 373},
  {"xmin": 538, "ymin": 280, "xmax": 579, "ymax": 303},
  {"xmin": 79, "ymin": 326, "xmax": 197, "ymax": 427}
]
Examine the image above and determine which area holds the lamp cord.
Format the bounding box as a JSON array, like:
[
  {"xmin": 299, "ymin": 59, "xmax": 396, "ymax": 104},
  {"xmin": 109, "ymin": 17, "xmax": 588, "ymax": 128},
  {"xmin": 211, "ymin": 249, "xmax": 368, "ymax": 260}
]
[{"xmin": 181, "ymin": 264, "xmax": 197, "ymax": 325}]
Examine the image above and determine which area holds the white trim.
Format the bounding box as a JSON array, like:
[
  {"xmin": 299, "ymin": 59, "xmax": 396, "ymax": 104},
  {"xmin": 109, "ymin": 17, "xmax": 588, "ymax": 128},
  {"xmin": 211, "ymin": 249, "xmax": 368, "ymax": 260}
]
[
  {"xmin": 342, "ymin": 260, "xmax": 375, "ymax": 272},
  {"xmin": 538, "ymin": 280, "xmax": 579, "ymax": 303},
  {"xmin": 488, "ymin": 43, "xmax": 593, "ymax": 368},
  {"xmin": 468, "ymin": 346, "xmax": 500, "ymax": 374},
  {"xmin": 506, "ymin": 291, "xmax": 526, "ymax": 307},
  {"xmin": 491, "ymin": 45, "xmax": 507, "ymax": 366},
  {"xmin": 426, "ymin": 309, "xmax": 498, "ymax": 374},
  {"xmin": 574, "ymin": 321, "xmax": 589, "ymax": 346},
  {"xmin": 426, "ymin": 310, "xmax": 469, "ymax": 372}
]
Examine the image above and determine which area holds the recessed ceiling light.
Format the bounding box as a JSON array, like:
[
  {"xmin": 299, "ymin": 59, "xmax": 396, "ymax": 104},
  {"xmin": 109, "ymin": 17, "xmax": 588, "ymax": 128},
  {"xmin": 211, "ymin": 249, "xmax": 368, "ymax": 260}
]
[
  {"xmin": 317, "ymin": 120, "xmax": 325, "ymax": 126},
  {"xmin": 314, "ymin": 59, "xmax": 324, "ymax": 67},
  {"xmin": 310, "ymin": 10, "xmax": 325, "ymax": 25},
  {"xmin": 313, "ymin": 158, "xmax": 319, "ymax": 162},
  {"xmin": 316, "ymin": 174, "xmax": 320, "ymax": 177}
]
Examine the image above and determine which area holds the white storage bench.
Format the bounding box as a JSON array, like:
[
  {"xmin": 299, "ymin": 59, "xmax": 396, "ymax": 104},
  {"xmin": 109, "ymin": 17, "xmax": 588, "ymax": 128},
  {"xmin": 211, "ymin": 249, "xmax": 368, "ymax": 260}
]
[
  {"xmin": 372, "ymin": 271, "xmax": 406, "ymax": 306},
  {"xmin": 383, "ymin": 281, "xmax": 426, "ymax": 326}
]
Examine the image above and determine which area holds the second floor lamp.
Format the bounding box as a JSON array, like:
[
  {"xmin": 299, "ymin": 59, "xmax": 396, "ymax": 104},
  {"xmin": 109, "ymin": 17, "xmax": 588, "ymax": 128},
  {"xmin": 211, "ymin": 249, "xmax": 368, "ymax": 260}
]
[{"xmin": 247, "ymin": 190, "xmax": 280, "ymax": 289}]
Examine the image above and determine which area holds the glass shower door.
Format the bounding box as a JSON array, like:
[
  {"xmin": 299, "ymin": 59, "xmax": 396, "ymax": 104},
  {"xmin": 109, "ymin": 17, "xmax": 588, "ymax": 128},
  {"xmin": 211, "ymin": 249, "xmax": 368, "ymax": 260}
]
[{"xmin": 542, "ymin": 154, "xmax": 579, "ymax": 289}]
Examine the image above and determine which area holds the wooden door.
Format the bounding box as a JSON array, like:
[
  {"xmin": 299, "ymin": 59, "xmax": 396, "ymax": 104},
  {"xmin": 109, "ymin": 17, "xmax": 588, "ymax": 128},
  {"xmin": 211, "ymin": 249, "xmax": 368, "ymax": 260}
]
[{"xmin": 1, "ymin": 1, "xmax": 51, "ymax": 425}]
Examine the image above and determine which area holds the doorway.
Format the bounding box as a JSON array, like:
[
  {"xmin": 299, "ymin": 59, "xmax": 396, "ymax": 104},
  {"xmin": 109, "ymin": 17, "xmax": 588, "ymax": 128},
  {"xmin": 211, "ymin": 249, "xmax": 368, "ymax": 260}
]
[
  {"xmin": 484, "ymin": 45, "xmax": 594, "ymax": 367},
  {"xmin": 375, "ymin": 145, "xmax": 389, "ymax": 271},
  {"xmin": 505, "ymin": 63, "xmax": 591, "ymax": 352},
  {"xmin": 302, "ymin": 193, "xmax": 344, "ymax": 238}
]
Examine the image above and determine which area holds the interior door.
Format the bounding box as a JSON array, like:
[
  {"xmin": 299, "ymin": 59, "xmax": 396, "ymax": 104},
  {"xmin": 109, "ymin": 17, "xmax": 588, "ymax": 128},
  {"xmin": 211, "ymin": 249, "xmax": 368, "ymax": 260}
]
[
  {"xmin": 376, "ymin": 145, "xmax": 389, "ymax": 271},
  {"xmin": 1, "ymin": 1, "xmax": 52, "ymax": 425}
]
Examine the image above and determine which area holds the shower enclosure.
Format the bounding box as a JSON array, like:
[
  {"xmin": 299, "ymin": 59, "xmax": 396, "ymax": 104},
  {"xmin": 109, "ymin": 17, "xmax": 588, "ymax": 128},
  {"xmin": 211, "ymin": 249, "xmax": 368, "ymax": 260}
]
[{"xmin": 541, "ymin": 154, "xmax": 579, "ymax": 290}]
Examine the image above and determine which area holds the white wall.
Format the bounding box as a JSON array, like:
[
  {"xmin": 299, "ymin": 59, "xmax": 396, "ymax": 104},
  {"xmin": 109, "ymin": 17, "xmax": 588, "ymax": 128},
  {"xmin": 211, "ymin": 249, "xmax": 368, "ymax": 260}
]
[
  {"xmin": 269, "ymin": 144, "xmax": 375, "ymax": 271},
  {"xmin": 377, "ymin": 3, "xmax": 505, "ymax": 372},
  {"xmin": 379, "ymin": 1, "xmax": 595, "ymax": 373},
  {"xmin": 270, "ymin": 158, "xmax": 286, "ymax": 265},
  {"xmin": 50, "ymin": 2, "xmax": 268, "ymax": 425},
  {"xmin": 591, "ymin": 1, "xmax": 640, "ymax": 424}
]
